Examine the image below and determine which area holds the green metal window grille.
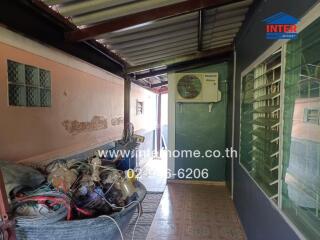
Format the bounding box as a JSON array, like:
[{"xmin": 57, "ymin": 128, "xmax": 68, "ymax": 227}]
[
  {"xmin": 240, "ymin": 49, "xmax": 282, "ymax": 202},
  {"xmin": 8, "ymin": 60, "xmax": 51, "ymax": 107}
]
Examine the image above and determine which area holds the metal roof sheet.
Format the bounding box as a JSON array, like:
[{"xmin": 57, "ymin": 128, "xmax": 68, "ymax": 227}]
[{"xmin": 41, "ymin": 0, "xmax": 253, "ymax": 88}]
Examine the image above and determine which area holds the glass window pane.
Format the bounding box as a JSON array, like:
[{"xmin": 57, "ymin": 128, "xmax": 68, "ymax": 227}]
[
  {"xmin": 7, "ymin": 60, "xmax": 51, "ymax": 107},
  {"xmin": 282, "ymin": 16, "xmax": 320, "ymax": 240}
]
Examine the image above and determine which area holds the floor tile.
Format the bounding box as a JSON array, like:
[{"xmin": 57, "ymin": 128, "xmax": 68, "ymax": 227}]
[{"xmin": 146, "ymin": 183, "xmax": 246, "ymax": 240}]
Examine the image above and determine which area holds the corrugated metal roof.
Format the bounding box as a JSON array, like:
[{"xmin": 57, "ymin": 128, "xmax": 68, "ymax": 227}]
[{"xmin": 42, "ymin": 0, "xmax": 253, "ymax": 68}]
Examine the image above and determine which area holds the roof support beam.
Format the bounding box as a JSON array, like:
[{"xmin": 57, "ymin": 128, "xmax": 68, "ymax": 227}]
[
  {"xmin": 0, "ymin": 0, "xmax": 125, "ymax": 76},
  {"xmin": 197, "ymin": 9, "xmax": 204, "ymax": 51},
  {"xmin": 151, "ymin": 82, "xmax": 169, "ymax": 88},
  {"xmin": 132, "ymin": 42, "xmax": 230, "ymax": 65},
  {"xmin": 65, "ymin": 0, "xmax": 243, "ymax": 41},
  {"xmin": 134, "ymin": 51, "xmax": 232, "ymax": 80},
  {"xmin": 30, "ymin": 0, "xmax": 126, "ymax": 67},
  {"xmin": 129, "ymin": 45, "xmax": 233, "ymax": 73}
]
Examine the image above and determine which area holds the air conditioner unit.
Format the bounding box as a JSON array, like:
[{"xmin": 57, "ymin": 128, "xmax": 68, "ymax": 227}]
[{"xmin": 174, "ymin": 73, "xmax": 221, "ymax": 103}]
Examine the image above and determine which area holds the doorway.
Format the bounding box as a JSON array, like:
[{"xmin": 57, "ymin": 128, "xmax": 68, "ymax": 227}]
[{"xmin": 138, "ymin": 93, "xmax": 168, "ymax": 192}]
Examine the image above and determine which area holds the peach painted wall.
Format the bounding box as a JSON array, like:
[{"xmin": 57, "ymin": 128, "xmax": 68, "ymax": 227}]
[
  {"xmin": 0, "ymin": 21, "xmax": 132, "ymax": 162},
  {"xmin": 0, "ymin": 36, "xmax": 126, "ymax": 164},
  {"xmin": 130, "ymin": 83, "xmax": 157, "ymax": 133},
  {"xmin": 0, "ymin": 27, "xmax": 158, "ymax": 165}
]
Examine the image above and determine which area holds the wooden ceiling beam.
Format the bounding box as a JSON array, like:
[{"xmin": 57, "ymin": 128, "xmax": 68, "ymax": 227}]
[{"xmin": 65, "ymin": 0, "xmax": 243, "ymax": 42}]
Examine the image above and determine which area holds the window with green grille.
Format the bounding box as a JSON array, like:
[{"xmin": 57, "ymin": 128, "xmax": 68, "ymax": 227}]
[
  {"xmin": 239, "ymin": 10, "xmax": 320, "ymax": 240},
  {"xmin": 7, "ymin": 60, "xmax": 51, "ymax": 107},
  {"xmin": 240, "ymin": 49, "xmax": 282, "ymax": 202}
]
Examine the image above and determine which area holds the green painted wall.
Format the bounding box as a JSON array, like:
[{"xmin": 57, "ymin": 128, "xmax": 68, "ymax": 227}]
[{"xmin": 175, "ymin": 62, "xmax": 229, "ymax": 181}]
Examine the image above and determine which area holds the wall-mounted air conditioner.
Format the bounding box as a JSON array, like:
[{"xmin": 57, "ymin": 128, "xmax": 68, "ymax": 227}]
[{"xmin": 173, "ymin": 73, "xmax": 221, "ymax": 103}]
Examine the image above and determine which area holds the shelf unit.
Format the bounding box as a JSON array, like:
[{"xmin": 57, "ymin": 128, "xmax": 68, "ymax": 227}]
[{"xmin": 240, "ymin": 49, "xmax": 282, "ymax": 202}]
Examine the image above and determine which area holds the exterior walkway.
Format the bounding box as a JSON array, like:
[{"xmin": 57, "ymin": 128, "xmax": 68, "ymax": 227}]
[
  {"xmin": 138, "ymin": 151, "xmax": 167, "ymax": 193},
  {"xmin": 146, "ymin": 183, "xmax": 246, "ymax": 240}
]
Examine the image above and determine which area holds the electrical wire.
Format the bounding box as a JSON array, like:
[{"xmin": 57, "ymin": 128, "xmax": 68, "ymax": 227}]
[
  {"xmin": 95, "ymin": 188, "xmax": 142, "ymax": 240},
  {"xmin": 93, "ymin": 164, "xmax": 125, "ymax": 174},
  {"xmin": 102, "ymin": 215, "xmax": 124, "ymax": 240},
  {"xmin": 94, "ymin": 186, "xmax": 139, "ymax": 210},
  {"xmin": 131, "ymin": 201, "xmax": 142, "ymax": 240},
  {"xmin": 104, "ymin": 181, "xmax": 116, "ymax": 195}
]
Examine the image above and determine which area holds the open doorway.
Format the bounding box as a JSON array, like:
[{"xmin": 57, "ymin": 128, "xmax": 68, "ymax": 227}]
[{"xmin": 138, "ymin": 93, "xmax": 168, "ymax": 192}]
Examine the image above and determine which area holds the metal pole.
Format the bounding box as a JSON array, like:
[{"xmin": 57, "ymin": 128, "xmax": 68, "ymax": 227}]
[
  {"xmin": 156, "ymin": 93, "xmax": 162, "ymax": 156},
  {"xmin": 231, "ymin": 46, "xmax": 236, "ymax": 200},
  {"xmin": 197, "ymin": 9, "xmax": 204, "ymax": 51},
  {"xmin": 124, "ymin": 74, "xmax": 131, "ymax": 138},
  {"xmin": 0, "ymin": 170, "xmax": 16, "ymax": 240}
]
